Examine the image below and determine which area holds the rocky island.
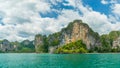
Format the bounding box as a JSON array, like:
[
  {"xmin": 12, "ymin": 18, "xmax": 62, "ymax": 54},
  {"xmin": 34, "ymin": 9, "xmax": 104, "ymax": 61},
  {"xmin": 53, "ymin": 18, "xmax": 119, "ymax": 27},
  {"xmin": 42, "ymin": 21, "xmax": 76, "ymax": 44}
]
[{"xmin": 0, "ymin": 20, "xmax": 120, "ymax": 53}]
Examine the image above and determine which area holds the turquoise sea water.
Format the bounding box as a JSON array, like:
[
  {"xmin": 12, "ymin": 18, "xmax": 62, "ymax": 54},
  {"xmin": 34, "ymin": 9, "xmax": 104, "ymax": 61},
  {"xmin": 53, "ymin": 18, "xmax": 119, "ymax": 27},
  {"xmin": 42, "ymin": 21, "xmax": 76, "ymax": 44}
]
[{"xmin": 0, "ymin": 53, "xmax": 120, "ymax": 68}]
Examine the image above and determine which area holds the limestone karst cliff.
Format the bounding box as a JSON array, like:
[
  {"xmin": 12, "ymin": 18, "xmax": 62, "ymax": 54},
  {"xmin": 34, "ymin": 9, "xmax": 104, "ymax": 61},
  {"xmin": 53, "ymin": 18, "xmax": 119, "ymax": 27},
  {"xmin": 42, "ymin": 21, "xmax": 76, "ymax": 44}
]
[
  {"xmin": 34, "ymin": 20, "xmax": 101, "ymax": 53},
  {"xmin": 0, "ymin": 39, "xmax": 16, "ymax": 52},
  {"xmin": 60, "ymin": 20, "xmax": 100, "ymax": 49},
  {"xmin": 100, "ymin": 31, "xmax": 120, "ymax": 52},
  {"xmin": 34, "ymin": 35, "xmax": 48, "ymax": 53},
  {"xmin": 0, "ymin": 20, "xmax": 120, "ymax": 53},
  {"xmin": 0, "ymin": 39, "xmax": 35, "ymax": 53}
]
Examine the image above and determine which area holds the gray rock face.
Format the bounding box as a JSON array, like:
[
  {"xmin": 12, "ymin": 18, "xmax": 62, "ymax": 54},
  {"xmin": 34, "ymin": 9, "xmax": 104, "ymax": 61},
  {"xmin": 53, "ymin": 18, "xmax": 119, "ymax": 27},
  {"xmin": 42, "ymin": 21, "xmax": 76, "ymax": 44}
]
[
  {"xmin": 34, "ymin": 34, "xmax": 44, "ymax": 53},
  {"xmin": 112, "ymin": 37, "xmax": 120, "ymax": 49},
  {"xmin": 60, "ymin": 20, "xmax": 100, "ymax": 49},
  {"xmin": 34, "ymin": 20, "xmax": 101, "ymax": 53},
  {"xmin": 0, "ymin": 39, "xmax": 16, "ymax": 52},
  {"xmin": 48, "ymin": 46, "xmax": 58, "ymax": 53}
]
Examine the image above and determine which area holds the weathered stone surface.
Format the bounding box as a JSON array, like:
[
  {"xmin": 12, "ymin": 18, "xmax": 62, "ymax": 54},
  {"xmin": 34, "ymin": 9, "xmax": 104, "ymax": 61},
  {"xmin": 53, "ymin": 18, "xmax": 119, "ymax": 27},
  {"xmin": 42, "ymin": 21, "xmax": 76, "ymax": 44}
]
[
  {"xmin": 34, "ymin": 20, "xmax": 101, "ymax": 53},
  {"xmin": 60, "ymin": 20, "xmax": 100, "ymax": 49},
  {"xmin": 34, "ymin": 34, "xmax": 44, "ymax": 53},
  {"xmin": 0, "ymin": 39, "xmax": 16, "ymax": 52},
  {"xmin": 112, "ymin": 37, "xmax": 120, "ymax": 49}
]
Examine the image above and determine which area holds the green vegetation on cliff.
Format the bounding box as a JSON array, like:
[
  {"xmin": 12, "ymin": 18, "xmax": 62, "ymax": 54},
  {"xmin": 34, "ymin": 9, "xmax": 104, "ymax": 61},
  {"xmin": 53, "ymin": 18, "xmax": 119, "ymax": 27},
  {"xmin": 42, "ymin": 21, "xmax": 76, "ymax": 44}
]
[
  {"xmin": 109, "ymin": 31, "xmax": 120, "ymax": 40},
  {"xmin": 1, "ymin": 20, "xmax": 120, "ymax": 53},
  {"xmin": 0, "ymin": 39, "xmax": 35, "ymax": 53},
  {"xmin": 99, "ymin": 31, "xmax": 120, "ymax": 52},
  {"xmin": 56, "ymin": 40, "xmax": 88, "ymax": 54},
  {"xmin": 11, "ymin": 40, "xmax": 35, "ymax": 53},
  {"xmin": 34, "ymin": 20, "xmax": 101, "ymax": 53},
  {"xmin": 99, "ymin": 35, "xmax": 112, "ymax": 52},
  {"xmin": 35, "ymin": 34, "xmax": 48, "ymax": 53},
  {"xmin": 48, "ymin": 32, "xmax": 61, "ymax": 46}
]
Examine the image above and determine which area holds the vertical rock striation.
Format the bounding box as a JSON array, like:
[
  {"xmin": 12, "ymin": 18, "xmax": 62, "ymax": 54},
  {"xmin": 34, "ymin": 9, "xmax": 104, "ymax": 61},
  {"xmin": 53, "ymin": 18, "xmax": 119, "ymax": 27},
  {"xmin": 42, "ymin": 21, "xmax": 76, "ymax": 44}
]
[
  {"xmin": 60, "ymin": 20, "xmax": 100, "ymax": 49},
  {"xmin": 34, "ymin": 20, "xmax": 101, "ymax": 53}
]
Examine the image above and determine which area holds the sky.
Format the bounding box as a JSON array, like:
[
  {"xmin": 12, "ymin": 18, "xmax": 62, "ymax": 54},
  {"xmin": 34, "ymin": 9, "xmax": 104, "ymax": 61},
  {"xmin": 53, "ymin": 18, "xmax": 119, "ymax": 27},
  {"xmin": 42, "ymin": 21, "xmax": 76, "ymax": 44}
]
[{"xmin": 0, "ymin": 0, "xmax": 120, "ymax": 41}]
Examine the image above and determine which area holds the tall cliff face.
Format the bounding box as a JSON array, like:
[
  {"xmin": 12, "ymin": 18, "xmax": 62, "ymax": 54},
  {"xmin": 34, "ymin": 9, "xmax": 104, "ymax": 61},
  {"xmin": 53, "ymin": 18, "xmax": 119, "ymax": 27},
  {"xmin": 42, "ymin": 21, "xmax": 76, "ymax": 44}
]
[
  {"xmin": 0, "ymin": 39, "xmax": 35, "ymax": 53},
  {"xmin": 34, "ymin": 20, "xmax": 101, "ymax": 53},
  {"xmin": 100, "ymin": 31, "xmax": 120, "ymax": 52},
  {"xmin": 34, "ymin": 34, "xmax": 48, "ymax": 53},
  {"xmin": 60, "ymin": 20, "xmax": 100, "ymax": 49},
  {"xmin": 34, "ymin": 34, "xmax": 44, "ymax": 53},
  {"xmin": 0, "ymin": 39, "xmax": 16, "ymax": 52}
]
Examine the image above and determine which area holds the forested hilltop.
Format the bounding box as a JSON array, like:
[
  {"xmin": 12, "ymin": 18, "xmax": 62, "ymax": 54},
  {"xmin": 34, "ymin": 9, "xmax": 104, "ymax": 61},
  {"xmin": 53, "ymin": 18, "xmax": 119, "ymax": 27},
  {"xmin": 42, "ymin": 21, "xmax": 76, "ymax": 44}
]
[
  {"xmin": 0, "ymin": 39, "xmax": 35, "ymax": 53},
  {"xmin": 0, "ymin": 20, "xmax": 120, "ymax": 53}
]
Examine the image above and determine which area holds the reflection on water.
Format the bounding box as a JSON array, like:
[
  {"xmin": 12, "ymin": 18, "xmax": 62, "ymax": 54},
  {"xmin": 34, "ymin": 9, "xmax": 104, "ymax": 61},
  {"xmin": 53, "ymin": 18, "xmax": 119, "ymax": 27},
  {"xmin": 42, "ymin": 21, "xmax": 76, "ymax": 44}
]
[{"xmin": 0, "ymin": 53, "xmax": 120, "ymax": 68}]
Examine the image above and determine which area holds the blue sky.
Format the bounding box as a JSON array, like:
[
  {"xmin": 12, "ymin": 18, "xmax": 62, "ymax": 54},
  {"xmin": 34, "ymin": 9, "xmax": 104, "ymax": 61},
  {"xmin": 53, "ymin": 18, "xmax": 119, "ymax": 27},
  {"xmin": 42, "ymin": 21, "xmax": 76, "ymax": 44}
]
[
  {"xmin": 0, "ymin": 0, "xmax": 120, "ymax": 41},
  {"xmin": 83, "ymin": 0, "xmax": 111, "ymax": 14},
  {"xmin": 40, "ymin": 0, "xmax": 111, "ymax": 18}
]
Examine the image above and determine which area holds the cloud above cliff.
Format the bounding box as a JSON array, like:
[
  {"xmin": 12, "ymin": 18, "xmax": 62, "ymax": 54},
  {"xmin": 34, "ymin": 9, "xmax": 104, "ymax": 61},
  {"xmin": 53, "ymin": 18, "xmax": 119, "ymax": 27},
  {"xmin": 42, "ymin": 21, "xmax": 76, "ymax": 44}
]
[{"xmin": 0, "ymin": 0, "xmax": 120, "ymax": 41}]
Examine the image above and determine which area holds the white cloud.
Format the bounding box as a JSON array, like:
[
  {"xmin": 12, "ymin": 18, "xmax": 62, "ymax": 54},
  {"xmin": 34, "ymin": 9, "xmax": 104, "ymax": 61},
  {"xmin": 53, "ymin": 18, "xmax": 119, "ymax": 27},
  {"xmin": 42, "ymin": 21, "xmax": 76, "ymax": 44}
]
[
  {"xmin": 0, "ymin": 0, "xmax": 51, "ymax": 24},
  {"xmin": 0, "ymin": 0, "xmax": 52, "ymax": 41},
  {"xmin": 101, "ymin": 0, "xmax": 109, "ymax": 4},
  {"xmin": 111, "ymin": 4, "xmax": 120, "ymax": 16},
  {"xmin": 82, "ymin": 11, "xmax": 112, "ymax": 34},
  {"xmin": 101, "ymin": 0, "xmax": 117, "ymax": 4},
  {"xmin": 0, "ymin": 0, "xmax": 120, "ymax": 41},
  {"xmin": 65, "ymin": 0, "xmax": 113, "ymax": 34},
  {"xmin": 109, "ymin": 3, "xmax": 120, "ymax": 31},
  {"xmin": 49, "ymin": 0, "xmax": 63, "ymax": 5}
]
